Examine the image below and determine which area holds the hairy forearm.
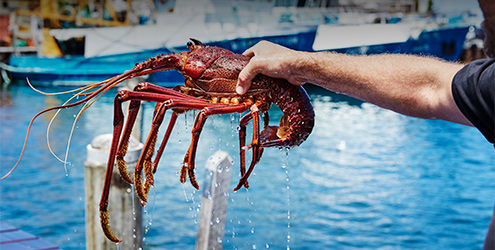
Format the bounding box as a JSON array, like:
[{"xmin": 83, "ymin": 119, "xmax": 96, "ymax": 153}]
[{"xmin": 294, "ymin": 52, "xmax": 470, "ymax": 124}]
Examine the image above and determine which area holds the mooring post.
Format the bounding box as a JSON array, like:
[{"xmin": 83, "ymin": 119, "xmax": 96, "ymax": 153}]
[
  {"xmin": 85, "ymin": 134, "xmax": 144, "ymax": 250},
  {"xmin": 196, "ymin": 150, "xmax": 233, "ymax": 250}
]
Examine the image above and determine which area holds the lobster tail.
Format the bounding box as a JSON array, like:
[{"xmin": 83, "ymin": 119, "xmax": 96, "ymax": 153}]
[{"xmin": 261, "ymin": 78, "xmax": 315, "ymax": 147}]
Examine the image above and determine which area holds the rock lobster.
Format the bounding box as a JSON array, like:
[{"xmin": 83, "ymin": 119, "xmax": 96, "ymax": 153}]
[{"xmin": 3, "ymin": 39, "xmax": 314, "ymax": 242}]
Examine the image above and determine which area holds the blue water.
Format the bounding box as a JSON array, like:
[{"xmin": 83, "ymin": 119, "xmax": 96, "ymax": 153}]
[{"xmin": 1, "ymin": 83, "xmax": 494, "ymax": 250}]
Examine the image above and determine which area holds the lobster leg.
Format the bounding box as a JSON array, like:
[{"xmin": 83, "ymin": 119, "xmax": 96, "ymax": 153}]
[
  {"xmin": 234, "ymin": 103, "xmax": 263, "ymax": 191},
  {"xmin": 182, "ymin": 103, "xmax": 250, "ymax": 189},
  {"xmin": 237, "ymin": 112, "xmax": 253, "ymax": 189},
  {"xmin": 134, "ymin": 102, "xmax": 168, "ymax": 204},
  {"xmin": 100, "ymin": 85, "xmax": 212, "ymax": 242},
  {"xmin": 133, "ymin": 100, "xmax": 215, "ymax": 203},
  {"xmin": 99, "ymin": 91, "xmax": 130, "ymax": 243},
  {"xmin": 132, "ymin": 99, "xmax": 228, "ymax": 200},
  {"xmin": 114, "ymin": 82, "xmax": 193, "ymax": 184},
  {"xmin": 236, "ymin": 109, "xmax": 269, "ymax": 189},
  {"xmin": 152, "ymin": 111, "xmax": 179, "ymax": 174},
  {"xmin": 115, "ymin": 99, "xmax": 141, "ymax": 184}
]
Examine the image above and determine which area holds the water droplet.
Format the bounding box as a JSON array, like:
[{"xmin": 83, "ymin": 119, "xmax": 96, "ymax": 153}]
[
  {"xmin": 252, "ymin": 244, "xmax": 257, "ymax": 249},
  {"xmin": 217, "ymin": 237, "xmax": 223, "ymax": 243},
  {"xmin": 216, "ymin": 217, "xmax": 220, "ymax": 223},
  {"xmin": 266, "ymin": 244, "xmax": 270, "ymax": 249},
  {"xmin": 251, "ymin": 228, "xmax": 255, "ymax": 234}
]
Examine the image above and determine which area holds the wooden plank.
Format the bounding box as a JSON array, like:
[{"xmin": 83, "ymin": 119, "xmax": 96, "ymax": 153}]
[
  {"xmin": 197, "ymin": 150, "xmax": 233, "ymax": 250},
  {"xmin": 0, "ymin": 222, "xmax": 60, "ymax": 250}
]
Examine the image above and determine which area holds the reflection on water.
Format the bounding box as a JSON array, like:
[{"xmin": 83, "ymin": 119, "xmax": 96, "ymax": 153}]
[{"xmin": 0, "ymin": 83, "xmax": 494, "ymax": 250}]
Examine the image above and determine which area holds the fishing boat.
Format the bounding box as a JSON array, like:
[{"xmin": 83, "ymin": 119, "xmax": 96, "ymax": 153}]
[
  {"xmin": 1, "ymin": 0, "xmax": 478, "ymax": 86},
  {"xmin": 1, "ymin": 0, "xmax": 318, "ymax": 86}
]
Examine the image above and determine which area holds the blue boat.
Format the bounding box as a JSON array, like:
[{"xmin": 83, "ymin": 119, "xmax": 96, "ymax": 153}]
[
  {"xmin": 5, "ymin": 25, "xmax": 318, "ymax": 86},
  {"xmin": 5, "ymin": 24, "xmax": 470, "ymax": 86}
]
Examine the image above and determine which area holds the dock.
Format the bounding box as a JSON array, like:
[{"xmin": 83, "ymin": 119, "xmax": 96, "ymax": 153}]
[{"xmin": 0, "ymin": 222, "xmax": 59, "ymax": 250}]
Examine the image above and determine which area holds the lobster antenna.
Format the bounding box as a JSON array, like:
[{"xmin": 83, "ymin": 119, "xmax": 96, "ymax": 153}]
[
  {"xmin": 1, "ymin": 70, "xmax": 138, "ymax": 180},
  {"xmin": 45, "ymin": 81, "xmax": 99, "ymax": 165},
  {"xmin": 27, "ymin": 77, "xmax": 108, "ymax": 96},
  {"xmin": 50, "ymin": 76, "xmax": 130, "ymax": 171},
  {"xmin": 62, "ymin": 101, "xmax": 92, "ymax": 173},
  {"xmin": 46, "ymin": 96, "xmax": 77, "ymax": 165},
  {"xmin": 42, "ymin": 73, "xmax": 130, "ymax": 174}
]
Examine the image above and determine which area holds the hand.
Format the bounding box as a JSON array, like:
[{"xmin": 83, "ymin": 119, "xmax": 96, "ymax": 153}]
[{"xmin": 236, "ymin": 41, "xmax": 307, "ymax": 95}]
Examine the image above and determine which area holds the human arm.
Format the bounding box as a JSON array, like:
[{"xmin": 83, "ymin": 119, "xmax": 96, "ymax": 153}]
[{"xmin": 236, "ymin": 41, "xmax": 472, "ymax": 126}]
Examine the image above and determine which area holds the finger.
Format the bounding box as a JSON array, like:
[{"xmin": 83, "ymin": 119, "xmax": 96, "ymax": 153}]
[
  {"xmin": 242, "ymin": 40, "xmax": 271, "ymax": 56},
  {"xmin": 237, "ymin": 60, "xmax": 262, "ymax": 95},
  {"xmin": 242, "ymin": 47, "xmax": 255, "ymax": 57}
]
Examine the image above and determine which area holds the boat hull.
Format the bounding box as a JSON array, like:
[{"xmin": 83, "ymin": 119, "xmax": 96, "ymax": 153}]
[
  {"xmin": 7, "ymin": 27, "xmax": 317, "ymax": 86},
  {"xmin": 6, "ymin": 25, "xmax": 469, "ymax": 86}
]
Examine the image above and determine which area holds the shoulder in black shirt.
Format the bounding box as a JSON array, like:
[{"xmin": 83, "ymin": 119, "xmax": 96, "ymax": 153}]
[{"xmin": 452, "ymin": 58, "xmax": 495, "ymax": 144}]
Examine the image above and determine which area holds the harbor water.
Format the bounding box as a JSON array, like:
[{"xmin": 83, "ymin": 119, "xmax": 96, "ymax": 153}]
[{"xmin": 0, "ymin": 82, "xmax": 494, "ymax": 249}]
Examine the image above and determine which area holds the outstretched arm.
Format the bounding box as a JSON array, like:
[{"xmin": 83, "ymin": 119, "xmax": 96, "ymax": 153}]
[{"xmin": 237, "ymin": 41, "xmax": 472, "ymax": 126}]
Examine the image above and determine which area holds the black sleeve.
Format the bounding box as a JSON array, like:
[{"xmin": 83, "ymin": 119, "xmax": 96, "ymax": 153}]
[{"xmin": 452, "ymin": 58, "xmax": 495, "ymax": 144}]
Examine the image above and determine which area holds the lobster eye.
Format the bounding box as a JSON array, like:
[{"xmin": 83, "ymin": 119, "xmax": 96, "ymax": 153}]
[{"xmin": 187, "ymin": 41, "xmax": 194, "ymax": 49}]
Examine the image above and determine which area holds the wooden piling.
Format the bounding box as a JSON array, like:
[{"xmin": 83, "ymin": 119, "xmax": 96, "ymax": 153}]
[
  {"xmin": 85, "ymin": 134, "xmax": 144, "ymax": 250},
  {"xmin": 196, "ymin": 150, "xmax": 233, "ymax": 250}
]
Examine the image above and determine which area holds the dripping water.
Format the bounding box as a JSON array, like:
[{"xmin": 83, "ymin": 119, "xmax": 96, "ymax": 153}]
[
  {"xmin": 183, "ymin": 185, "xmax": 200, "ymax": 224},
  {"xmin": 143, "ymin": 186, "xmax": 156, "ymax": 237},
  {"xmin": 229, "ymin": 113, "xmax": 239, "ymax": 137},
  {"xmin": 280, "ymin": 147, "xmax": 291, "ymax": 250},
  {"xmin": 131, "ymin": 185, "xmax": 138, "ymax": 240}
]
